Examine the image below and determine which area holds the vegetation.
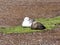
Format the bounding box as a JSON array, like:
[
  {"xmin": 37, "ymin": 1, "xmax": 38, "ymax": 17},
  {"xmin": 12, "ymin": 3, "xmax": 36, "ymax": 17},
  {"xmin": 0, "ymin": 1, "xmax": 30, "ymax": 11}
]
[{"xmin": 0, "ymin": 16, "xmax": 60, "ymax": 34}]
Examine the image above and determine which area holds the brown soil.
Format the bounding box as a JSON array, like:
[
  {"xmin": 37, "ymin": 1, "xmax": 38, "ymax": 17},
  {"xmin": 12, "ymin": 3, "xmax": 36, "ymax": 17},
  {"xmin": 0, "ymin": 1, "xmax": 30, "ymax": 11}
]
[
  {"xmin": 0, "ymin": 0, "xmax": 60, "ymax": 26},
  {"xmin": 0, "ymin": 27, "xmax": 60, "ymax": 45},
  {"xmin": 0, "ymin": 0, "xmax": 60, "ymax": 45}
]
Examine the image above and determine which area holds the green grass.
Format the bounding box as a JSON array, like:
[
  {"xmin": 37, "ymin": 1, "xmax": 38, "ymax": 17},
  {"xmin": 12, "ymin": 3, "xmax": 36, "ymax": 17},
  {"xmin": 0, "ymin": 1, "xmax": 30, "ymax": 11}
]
[
  {"xmin": 0, "ymin": 16, "xmax": 60, "ymax": 34},
  {"xmin": 36, "ymin": 16, "xmax": 60, "ymax": 29}
]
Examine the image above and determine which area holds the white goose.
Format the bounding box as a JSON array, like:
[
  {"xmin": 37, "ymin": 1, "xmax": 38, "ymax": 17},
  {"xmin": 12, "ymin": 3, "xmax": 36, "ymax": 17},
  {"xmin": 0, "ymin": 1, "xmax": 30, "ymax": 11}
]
[{"xmin": 22, "ymin": 17, "xmax": 34, "ymax": 27}]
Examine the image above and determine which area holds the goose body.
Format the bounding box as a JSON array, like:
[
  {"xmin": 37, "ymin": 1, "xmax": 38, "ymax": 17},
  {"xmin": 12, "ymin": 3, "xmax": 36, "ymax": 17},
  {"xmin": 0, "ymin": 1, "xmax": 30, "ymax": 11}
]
[
  {"xmin": 22, "ymin": 17, "xmax": 34, "ymax": 27},
  {"xmin": 31, "ymin": 21, "xmax": 46, "ymax": 30}
]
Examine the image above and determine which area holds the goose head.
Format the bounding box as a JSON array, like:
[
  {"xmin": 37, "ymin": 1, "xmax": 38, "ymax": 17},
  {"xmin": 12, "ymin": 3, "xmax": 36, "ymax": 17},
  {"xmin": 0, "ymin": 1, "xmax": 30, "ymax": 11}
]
[{"xmin": 24, "ymin": 17, "xmax": 30, "ymax": 21}]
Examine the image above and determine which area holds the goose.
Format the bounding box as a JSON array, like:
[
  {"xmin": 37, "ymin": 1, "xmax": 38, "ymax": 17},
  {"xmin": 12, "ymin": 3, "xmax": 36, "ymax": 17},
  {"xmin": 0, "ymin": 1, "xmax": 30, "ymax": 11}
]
[
  {"xmin": 22, "ymin": 17, "xmax": 34, "ymax": 27},
  {"xmin": 31, "ymin": 21, "xmax": 46, "ymax": 30}
]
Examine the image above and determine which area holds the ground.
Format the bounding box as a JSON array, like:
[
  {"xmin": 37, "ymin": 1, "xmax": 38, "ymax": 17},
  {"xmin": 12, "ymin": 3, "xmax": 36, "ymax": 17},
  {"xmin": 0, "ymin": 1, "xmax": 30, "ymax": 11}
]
[
  {"xmin": 0, "ymin": 0, "xmax": 60, "ymax": 26},
  {"xmin": 0, "ymin": 14, "xmax": 60, "ymax": 45},
  {"xmin": 0, "ymin": 27, "xmax": 60, "ymax": 45},
  {"xmin": 0, "ymin": 0, "xmax": 60, "ymax": 45}
]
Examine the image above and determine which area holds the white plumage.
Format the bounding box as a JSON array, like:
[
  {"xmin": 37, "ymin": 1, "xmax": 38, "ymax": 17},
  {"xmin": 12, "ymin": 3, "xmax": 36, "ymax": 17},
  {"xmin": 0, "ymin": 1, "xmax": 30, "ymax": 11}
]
[{"xmin": 22, "ymin": 17, "xmax": 33, "ymax": 27}]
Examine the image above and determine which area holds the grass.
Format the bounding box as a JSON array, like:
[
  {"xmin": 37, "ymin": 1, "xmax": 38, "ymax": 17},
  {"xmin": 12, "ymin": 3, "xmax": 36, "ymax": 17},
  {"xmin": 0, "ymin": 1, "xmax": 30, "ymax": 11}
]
[{"xmin": 0, "ymin": 16, "xmax": 60, "ymax": 34}]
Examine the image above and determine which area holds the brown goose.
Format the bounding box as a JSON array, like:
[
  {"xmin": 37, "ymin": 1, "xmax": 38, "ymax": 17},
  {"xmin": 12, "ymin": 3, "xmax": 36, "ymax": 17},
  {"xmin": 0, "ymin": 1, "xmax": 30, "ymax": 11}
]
[{"xmin": 31, "ymin": 21, "xmax": 46, "ymax": 30}]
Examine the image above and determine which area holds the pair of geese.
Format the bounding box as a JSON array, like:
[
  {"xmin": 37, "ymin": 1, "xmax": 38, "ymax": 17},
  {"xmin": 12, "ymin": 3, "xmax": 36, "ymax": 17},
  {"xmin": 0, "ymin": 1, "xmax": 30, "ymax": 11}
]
[{"xmin": 22, "ymin": 17, "xmax": 46, "ymax": 30}]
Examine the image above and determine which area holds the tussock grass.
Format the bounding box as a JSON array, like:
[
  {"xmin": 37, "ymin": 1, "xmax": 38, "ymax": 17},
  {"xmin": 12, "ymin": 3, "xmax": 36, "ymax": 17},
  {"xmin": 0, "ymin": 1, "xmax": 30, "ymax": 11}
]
[{"xmin": 0, "ymin": 16, "xmax": 60, "ymax": 34}]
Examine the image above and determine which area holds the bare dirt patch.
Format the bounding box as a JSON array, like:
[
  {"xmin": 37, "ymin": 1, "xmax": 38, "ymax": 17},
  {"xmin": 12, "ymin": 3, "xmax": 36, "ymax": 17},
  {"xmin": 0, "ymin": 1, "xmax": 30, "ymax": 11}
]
[
  {"xmin": 0, "ymin": 0, "xmax": 60, "ymax": 26},
  {"xmin": 0, "ymin": 0, "xmax": 60, "ymax": 45},
  {"xmin": 0, "ymin": 27, "xmax": 60, "ymax": 45}
]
